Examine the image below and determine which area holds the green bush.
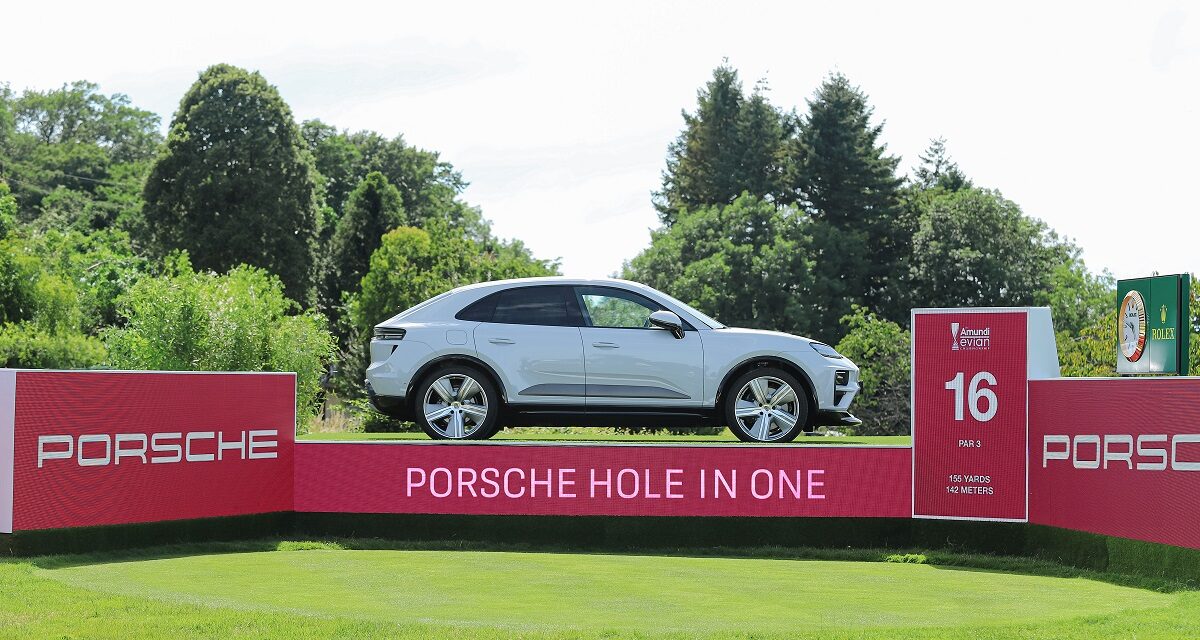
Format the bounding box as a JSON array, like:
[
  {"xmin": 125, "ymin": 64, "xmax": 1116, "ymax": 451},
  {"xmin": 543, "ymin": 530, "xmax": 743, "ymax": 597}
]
[
  {"xmin": 0, "ymin": 322, "xmax": 105, "ymax": 368},
  {"xmin": 835, "ymin": 306, "xmax": 910, "ymax": 435},
  {"xmin": 104, "ymin": 257, "xmax": 337, "ymax": 420}
]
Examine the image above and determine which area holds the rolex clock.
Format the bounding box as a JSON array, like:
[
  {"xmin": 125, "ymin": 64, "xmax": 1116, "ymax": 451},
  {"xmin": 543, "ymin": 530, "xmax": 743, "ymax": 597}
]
[{"xmin": 1119, "ymin": 289, "xmax": 1147, "ymax": 363}]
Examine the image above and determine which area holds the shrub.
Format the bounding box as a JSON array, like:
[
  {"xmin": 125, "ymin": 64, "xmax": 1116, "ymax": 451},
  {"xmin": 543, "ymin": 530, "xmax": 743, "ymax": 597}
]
[
  {"xmin": 0, "ymin": 322, "xmax": 105, "ymax": 369},
  {"xmin": 345, "ymin": 397, "xmax": 421, "ymax": 433},
  {"xmin": 835, "ymin": 306, "xmax": 910, "ymax": 436},
  {"xmin": 104, "ymin": 257, "xmax": 337, "ymax": 420}
]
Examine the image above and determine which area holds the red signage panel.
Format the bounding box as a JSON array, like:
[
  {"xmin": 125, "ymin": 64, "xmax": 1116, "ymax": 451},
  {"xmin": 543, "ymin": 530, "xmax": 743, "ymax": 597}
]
[
  {"xmin": 912, "ymin": 310, "xmax": 1028, "ymax": 521},
  {"xmin": 1, "ymin": 370, "xmax": 295, "ymax": 532},
  {"xmin": 1029, "ymin": 378, "xmax": 1200, "ymax": 550},
  {"xmin": 295, "ymin": 442, "xmax": 912, "ymax": 518}
]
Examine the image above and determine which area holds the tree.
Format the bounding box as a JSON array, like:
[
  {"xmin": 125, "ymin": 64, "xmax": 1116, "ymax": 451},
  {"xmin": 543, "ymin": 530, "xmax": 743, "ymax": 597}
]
[
  {"xmin": 624, "ymin": 194, "xmax": 813, "ymax": 334},
  {"xmin": 301, "ymin": 122, "xmax": 485, "ymax": 238},
  {"xmin": 908, "ymin": 188, "xmax": 1072, "ymax": 309},
  {"xmin": 321, "ymin": 171, "xmax": 407, "ymax": 314},
  {"xmin": 0, "ymin": 181, "xmax": 15, "ymax": 237},
  {"xmin": 913, "ymin": 137, "xmax": 971, "ymax": 192},
  {"xmin": 300, "ymin": 119, "xmax": 361, "ymax": 223},
  {"xmin": 141, "ymin": 64, "xmax": 321, "ymax": 303},
  {"xmin": 1038, "ymin": 254, "xmax": 1114, "ymax": 337},
  {"xmin": 655, "ymin": 65, "xmax": 788, "ymax": 224},
  {"xmin": 0, "ymin": 81, "xmax": 160, "ymax": 224},
  {"xmin": 787, "ymin": 73, "xmax": 906, "ymax": 334},
  {"xmin": 834, "ymin": 306, "xmax": 910, "ymax": 435}
]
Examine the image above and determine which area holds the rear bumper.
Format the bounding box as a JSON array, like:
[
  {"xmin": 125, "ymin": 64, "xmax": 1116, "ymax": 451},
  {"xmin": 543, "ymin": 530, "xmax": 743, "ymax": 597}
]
[{"xmin": 367, "ymin": 383, "xmax": 410, "ymax": 420}]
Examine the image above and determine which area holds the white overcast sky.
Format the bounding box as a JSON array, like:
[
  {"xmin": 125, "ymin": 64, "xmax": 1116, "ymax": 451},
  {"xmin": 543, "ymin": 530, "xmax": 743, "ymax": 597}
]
[{"xmin": 4, "ymin": 1, "xmax": 1199, "ymax": 279}]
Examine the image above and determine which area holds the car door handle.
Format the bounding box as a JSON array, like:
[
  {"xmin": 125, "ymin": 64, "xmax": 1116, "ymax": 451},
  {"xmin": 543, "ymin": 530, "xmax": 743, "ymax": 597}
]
[
  {"xmin": 592, "ymin": 342, "xmax": 620, "ymax": 349},
  {"xmin": 488, "ymin": 338, "xmax": 515, "ymax": 345}
]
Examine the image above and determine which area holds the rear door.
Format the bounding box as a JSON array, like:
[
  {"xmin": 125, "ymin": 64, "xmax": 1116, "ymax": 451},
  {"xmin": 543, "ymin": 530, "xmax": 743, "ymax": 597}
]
[
  {"xmin": 575, "ymin": 285, "xmax": 705, "ymax": 408},
  {"xmin": 471, "ymin": 285, "xmax": 586, "ymax": 405}
]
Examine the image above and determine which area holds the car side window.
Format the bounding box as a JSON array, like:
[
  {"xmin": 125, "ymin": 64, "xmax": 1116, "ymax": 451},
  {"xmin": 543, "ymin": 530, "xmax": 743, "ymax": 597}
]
[
  {"xmin": 455, "ymin": 292, "xmax": 500, "ymax": 322},
  {"xmin": 579, "ymin": 292, "xmax": 657, "ymax": 328},
  {"xmin": 574, "ymin": 286, "xmax": 696, "ymax": 331},
  {"xmin": 490, "ymin": 286, "xmax": 583, "ymax": 327}
]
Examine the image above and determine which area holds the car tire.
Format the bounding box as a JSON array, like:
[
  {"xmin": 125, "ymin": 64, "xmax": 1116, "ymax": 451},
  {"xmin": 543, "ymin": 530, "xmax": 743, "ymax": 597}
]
[
  {"xmin": 414, "ymin": 365, "xmax": 500, "ymax": 440},
  {"xmin": 724, "ymin": 367, "xmax": 809, "ymax": 443}
]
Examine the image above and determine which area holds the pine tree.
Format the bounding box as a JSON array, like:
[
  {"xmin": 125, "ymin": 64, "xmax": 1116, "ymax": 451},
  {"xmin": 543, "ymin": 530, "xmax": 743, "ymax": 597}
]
[
  {"xmin": 654, "ymin": 64, "xmax": 746, "ymax": 224},
  {"xmin": 787, "ymin": 73, "xmax": 905, "ymax": 334},
  {"xmin": 914, "ymin": 137, "xmax": 971, "ymax": 192},
  {"xmin": 655, "ymin": 65, "xmax": 791, "ymax": 225},
  {"xmin": 322, "ymin": 171, "xmax": 406, "ymax": 314},
  {"xmin": 142, "ymin": 64, "xmax": 321, "ymax": 303}
]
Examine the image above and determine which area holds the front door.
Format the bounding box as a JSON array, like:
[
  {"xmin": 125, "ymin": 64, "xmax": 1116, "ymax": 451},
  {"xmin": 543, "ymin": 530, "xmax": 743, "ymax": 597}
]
[{"xmin": 575, "ymin": 286, "xmax": 704, "ymax": 408}]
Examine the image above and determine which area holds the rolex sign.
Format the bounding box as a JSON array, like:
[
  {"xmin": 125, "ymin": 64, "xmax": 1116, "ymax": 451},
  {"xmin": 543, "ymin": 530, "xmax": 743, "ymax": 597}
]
[{"xmin": 1116, "ymin": 274, "xmax": 1190, "ymax": 375}]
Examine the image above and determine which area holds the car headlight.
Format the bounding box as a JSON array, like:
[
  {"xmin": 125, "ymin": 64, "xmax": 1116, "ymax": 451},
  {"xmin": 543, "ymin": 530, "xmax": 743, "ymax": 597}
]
[{"xmin": 810, "ymin": 342, "xmax": 844, "ymax": 359}]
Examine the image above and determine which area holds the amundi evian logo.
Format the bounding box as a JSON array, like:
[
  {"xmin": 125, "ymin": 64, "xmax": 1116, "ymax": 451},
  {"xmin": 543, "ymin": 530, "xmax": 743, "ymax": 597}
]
[{"xmin": 951, "ymin": 322, "xmax": 991, "ymax": 351}]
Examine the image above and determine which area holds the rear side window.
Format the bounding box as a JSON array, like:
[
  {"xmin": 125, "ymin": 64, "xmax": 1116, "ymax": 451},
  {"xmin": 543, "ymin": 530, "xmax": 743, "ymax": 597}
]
[
  {"xmin": 491, "ymin": 286, "xmax": 582, "ymax": 327},
  {"xmin": 456, "ymin": 292, "xmax": 500, "ymax": 322}
]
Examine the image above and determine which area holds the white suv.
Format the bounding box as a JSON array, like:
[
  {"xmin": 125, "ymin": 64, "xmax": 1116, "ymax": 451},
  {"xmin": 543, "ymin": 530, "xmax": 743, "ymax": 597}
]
[{"xmin": 366, "ymin": 277, "xmax": 860, "ymax": 442}]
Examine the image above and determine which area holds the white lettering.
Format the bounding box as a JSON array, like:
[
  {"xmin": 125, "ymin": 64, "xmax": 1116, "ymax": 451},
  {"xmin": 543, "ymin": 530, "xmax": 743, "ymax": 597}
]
[
  {"xmin": 114, "ymin": 433, "xmax": 148, "ymax": 465},
  {"xmin": 37, "ymin": 435, "xmax": 73, "ymax": 468}
]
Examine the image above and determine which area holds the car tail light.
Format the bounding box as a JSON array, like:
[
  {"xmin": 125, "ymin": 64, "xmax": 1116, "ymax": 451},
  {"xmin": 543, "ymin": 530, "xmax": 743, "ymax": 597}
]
[{"xmin": 373, "ymin": 327, "xmax": 406, "ymax": 341}]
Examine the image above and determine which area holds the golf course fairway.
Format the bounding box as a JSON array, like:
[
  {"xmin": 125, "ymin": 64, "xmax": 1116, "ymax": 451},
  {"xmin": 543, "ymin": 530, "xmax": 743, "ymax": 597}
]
[{"xmin": 36, "ymin": 548, "xmax": 1175, "ymax": 636}]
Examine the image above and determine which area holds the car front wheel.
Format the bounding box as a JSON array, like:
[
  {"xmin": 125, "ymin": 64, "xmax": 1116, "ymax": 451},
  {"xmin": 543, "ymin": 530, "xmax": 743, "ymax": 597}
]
[
  {"xmin": 415, "ymin": 366, "xmax": 500, "ymax": 440},
  {"xmin": 724, "ymin": 368, "xmax": 809, "ymax": 443}
]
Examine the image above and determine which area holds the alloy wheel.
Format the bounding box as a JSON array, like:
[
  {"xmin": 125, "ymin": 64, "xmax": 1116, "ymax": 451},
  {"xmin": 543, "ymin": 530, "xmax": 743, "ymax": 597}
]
[
  {"xmin": 422, "ymin": 373, "xmax": 490, "ymax": 439},
  {"xmin": 732, "ymin": 376, "xmax": 801, "ymax": 442}
]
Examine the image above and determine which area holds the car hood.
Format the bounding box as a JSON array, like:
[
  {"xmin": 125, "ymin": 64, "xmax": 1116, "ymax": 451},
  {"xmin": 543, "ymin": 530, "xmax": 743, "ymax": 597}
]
[{"xmin": 712, "ymin": 326, "xmax": 818, "ymax": 347}]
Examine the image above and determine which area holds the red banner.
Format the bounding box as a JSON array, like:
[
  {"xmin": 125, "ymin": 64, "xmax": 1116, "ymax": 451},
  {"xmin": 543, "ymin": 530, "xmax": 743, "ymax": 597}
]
[
  {"xmin": 1029, "ymin": 378, "xmax": 1200, "ymax": 550},
  {"xmin": 294, "ymin": 442, "xmax": 911, "ymax": 518},
  {"xmin": 912, "ymin": 310, "xmax": 1029, "ymax": 521},
  {"xmin": 1, "ymin": 370, "xmax": 295, "ymax": 532}
]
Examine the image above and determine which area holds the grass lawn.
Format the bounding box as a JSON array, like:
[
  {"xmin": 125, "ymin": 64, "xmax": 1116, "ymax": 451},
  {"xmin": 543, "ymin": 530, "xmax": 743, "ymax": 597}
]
[
  {"xmin": 300, "ymin": 428, "xmax": 911, "ymax": 446},
  {"xmin": 4, "ymin": 540, "xmax": 1197, "ymax": 639}
]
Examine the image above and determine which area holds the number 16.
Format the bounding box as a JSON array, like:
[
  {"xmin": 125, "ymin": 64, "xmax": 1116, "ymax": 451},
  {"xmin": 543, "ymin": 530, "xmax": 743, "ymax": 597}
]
[{"xmin": 944, "ymin": 371, "xmax": 998, "ymax": 422}]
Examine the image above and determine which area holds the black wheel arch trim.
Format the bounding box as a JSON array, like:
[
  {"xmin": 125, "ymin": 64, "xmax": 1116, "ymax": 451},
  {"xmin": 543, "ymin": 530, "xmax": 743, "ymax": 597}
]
[
  {"xmin": 405, "ymin": 354, "xmax": 509, "ymax": 411},
  {"xmin": 716, "ymin": 356, "xmax": 818, "ymax": 420}
]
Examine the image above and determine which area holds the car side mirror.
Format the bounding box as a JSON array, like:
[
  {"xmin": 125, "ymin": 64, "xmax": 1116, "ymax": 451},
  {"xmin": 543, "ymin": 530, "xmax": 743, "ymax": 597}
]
[{"xmin": 649, "ymin": 310, "xmax": 685, "ymax": 339}]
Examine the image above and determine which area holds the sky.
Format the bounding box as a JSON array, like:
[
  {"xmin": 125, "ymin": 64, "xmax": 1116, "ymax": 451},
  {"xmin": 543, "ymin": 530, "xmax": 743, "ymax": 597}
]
[{"xmin": 3, "ymin": 1, "xmax": 1199, "ymax": 280}]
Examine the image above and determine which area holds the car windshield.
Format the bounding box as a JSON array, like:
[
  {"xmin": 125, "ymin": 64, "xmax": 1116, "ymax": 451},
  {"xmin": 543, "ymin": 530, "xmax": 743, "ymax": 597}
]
[{"xmin": 654, "ymin": 290, "xmax": 725, "ymax": 329}]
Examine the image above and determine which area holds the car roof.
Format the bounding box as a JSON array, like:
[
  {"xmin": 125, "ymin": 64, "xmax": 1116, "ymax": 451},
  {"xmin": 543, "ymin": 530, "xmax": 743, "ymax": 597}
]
[{"xmin": 450, "ymin": 276, "xmax": 656, "ymax": 294}]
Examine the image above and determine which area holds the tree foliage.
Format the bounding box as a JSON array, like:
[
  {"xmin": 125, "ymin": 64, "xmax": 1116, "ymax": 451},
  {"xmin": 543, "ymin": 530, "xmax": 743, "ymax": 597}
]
[
  {"xmin": 142, "ymin": 64, "xmax": 321, "ymax": 303},
  {"xmin": 104, "ymin": 258, "xmax": 336, "ymax": 417},
  {"xmin": 908, "ymin": 187, "xmax": 1071, "ymax": 309},
  {"xmin": 0, "ymin": 81, "xmax": 160, "ymax": 230},
  {"xmin": 321, "ymin": 171, "xmax": 407, "ymax": 313},
  {"xmin": 301, "ymin": 120, "xmax": 484, "ymax": 238},
  {"xmin": 624, "ymin": 194, "xmax": 811, "ymax": 333},
  {"xmin": 913, "ymin": 137, "xmax": 971, "ymax": 192},
  {"xmin": 787, "ymin": 73, "xmax": 907, "ymax": 333},
  {"xmin": 834, "ymin": 306, "xmax": 910, "ymax": 435},
  {"xmin": 654, "ymin": 64, "xmax": 787, "ymax": 225}
]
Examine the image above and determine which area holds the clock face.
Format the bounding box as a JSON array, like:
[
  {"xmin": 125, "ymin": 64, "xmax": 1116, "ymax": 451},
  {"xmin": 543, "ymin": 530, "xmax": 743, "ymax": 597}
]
[{"xmin": 1119, "ymin": 290, "xmax": 1147, "ymax": 362}]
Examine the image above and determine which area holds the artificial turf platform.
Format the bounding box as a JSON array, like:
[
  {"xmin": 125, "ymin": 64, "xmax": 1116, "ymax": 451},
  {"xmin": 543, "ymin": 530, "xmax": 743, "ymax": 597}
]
[{"xmin": 7, "ymin": 541, "xmax": 1197, "ymax": 639}]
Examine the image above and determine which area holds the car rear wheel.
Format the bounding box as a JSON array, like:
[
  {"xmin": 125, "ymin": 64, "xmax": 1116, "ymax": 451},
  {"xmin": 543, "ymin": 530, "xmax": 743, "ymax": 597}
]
[
  {"xmin": 415, "ymin": 366, "xmax": 500, "ymax": 440},
  {"xmin": 724, "ymin": 368, "xmax": 809, "ymax": 443}
]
